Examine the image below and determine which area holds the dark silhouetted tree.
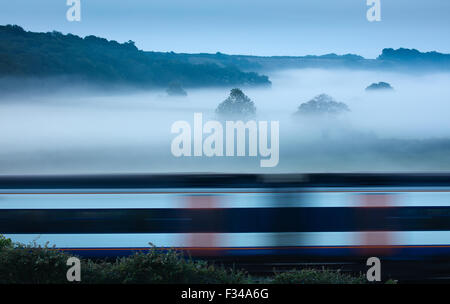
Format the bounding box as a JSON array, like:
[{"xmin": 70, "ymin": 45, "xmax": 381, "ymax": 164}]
[
  {"xmin": 216, "ymin": 88, "xmax": 256, "ymax": 118},
  {"xmin": 366, "ymin": 82, "xmax": 394, "ymax": 91},
  {"xmin": 295, "ymin": 94, "xmax": 349, "ymax": 116}
]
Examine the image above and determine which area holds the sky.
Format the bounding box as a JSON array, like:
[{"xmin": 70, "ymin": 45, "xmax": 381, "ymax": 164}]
[{"xmin": 0, "ymin": 0, "xmax": 449, "ymax": 58}]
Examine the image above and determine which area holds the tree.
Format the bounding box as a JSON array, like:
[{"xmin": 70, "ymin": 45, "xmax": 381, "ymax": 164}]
[
  {"xmin": 166, "ymin": 81, "xmax": 187, "ymax": 96},
  {"xmin": 366, "ymin": 82, "xmax": 394, "ymax": 91},
  {"xmin": 216, "ymin": 88, "xmax": 256, "ymax": 118},
  {"xmin": 295, "ymin": 94, "xmax": 349, "ymax": 116}
]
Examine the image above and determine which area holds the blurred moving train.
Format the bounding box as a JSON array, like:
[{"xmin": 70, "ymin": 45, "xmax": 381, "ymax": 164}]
[{"xmin": 1, "ymin": 173, "xmax": 450, "ymax": 262}]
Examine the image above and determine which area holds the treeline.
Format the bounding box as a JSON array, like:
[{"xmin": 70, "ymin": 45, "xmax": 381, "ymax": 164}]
[
  {"xmin": 147, "ymin": 48, "xmax": 450, "ymax": 72},
  {"xmin": 146, "ymin": 51, "xmax": 370, "ymax": 72},
  {"xmin": 0, "ymin": 25, "xmax": 270, "ymax": 88},
  {"xmin": 377, "ymin": 48, "xmax": 450, "ymax": 70}
]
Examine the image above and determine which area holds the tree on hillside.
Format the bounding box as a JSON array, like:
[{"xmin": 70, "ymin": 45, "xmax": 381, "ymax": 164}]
[
  {"xmin": 216, "ymin": 88, "xmax": 256, "ymax": 118},
  {"xmin": 295, "ymin": 94, "xmax": 349, "ymax": 116}
]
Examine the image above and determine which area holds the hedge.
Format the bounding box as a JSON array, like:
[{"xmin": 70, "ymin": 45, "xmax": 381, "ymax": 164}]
[{"xmin": 0, "ymin": 235, "xmax": 374, "ymax": 284}]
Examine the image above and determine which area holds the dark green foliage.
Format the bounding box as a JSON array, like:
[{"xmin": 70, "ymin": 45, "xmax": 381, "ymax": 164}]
[
  {"xmin": 272, "ymin": 269, "xmax": 366, "ymax": 284},
  {"xmin": 295, "ymin": 94, "xmax": 350, "ymax": 116},
  {"xmin": 216, "ymin": 88, "xmax": 256, "ymax": 118},
  {"xmin": 366, "ymin": 82, "xmax": 394, "ymax": 91},
  {"xmin": 0, "ymin": 241, "xmax": 250, "ymax": 284},
  {"xmin": 0, "ymin": 242, "xmax": 71, "ymax": 284},
  {"xmin": 0, "ymin": 236, "xmax": 373, "ymax": 284},
  {"xmin": 0, "ymin": 235, "xmax": 12, "ymax": 249},
  {"xmin": 82, "ymin": 249, "xmax": 250, "ymax": 284},
  {"xmin": 0, "ymin": 25, "xmax": 270, "ymax": 88}
]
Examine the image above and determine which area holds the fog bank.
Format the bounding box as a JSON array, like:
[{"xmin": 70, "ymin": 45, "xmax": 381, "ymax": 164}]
[{"xmin": 1, "ymin": 69, "xmax": 450, "ymax": 174}]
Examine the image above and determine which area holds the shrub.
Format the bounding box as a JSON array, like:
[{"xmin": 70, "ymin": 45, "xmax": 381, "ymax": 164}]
[
  {"xmin": 0, "ymin": 242, "xmax": 71, "ymax": 284},
  {"xmin": 272, "ymin": 268, "xmax": 366, "ymax": 284},
  {"xmin": 0, "ymin": 235, "xmax": 377, "ymax": 284},
  {"xmin": 82, "ymin": 249, "xmax": 250, "ymax": 284},
  {"xmin": 0, "ymin": 235, "xmax": 12, "ymax": 249}
]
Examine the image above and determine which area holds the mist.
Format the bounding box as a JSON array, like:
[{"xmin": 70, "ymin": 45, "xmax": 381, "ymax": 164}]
[{"xmin": 1, "ymin": 68, "xmax": 450, "ymax": 174}]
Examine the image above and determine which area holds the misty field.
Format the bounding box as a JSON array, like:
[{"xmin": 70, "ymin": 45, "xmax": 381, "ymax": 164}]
[{"xmin": 1, "ymin": 68, "xmax": 450, "ymax": 174}]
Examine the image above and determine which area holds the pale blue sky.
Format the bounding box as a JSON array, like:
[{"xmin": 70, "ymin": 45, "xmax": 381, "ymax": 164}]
[{"xmin": 1, "ymin": 0, "xmax": 449, "ymax": 58}]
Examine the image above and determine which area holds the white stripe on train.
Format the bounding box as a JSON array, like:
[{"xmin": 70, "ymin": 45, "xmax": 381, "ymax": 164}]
[
  {"xmin": 4, "ymin": 231, "xmax": 450, "ymax": 248},
  {"xmin": 2, "ymin": 187, "xmax": 450, "ymax": 209}
]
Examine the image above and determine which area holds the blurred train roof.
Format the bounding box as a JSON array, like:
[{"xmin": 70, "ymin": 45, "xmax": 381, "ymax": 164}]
[{"xmin": 2, "ymin": 173, "xmax": 450, "ymax": 189}]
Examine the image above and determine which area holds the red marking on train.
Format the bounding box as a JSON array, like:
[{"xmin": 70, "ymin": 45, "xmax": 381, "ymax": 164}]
[
  {"xmin": 185, "ymin": 195, "xmax": 222, "ymax": 256},
  {"xmin": 360, "ymin": 193, "xmax": 392, "ymax": 207},
  {"xmin": 357, "ymin": 193, "xmax": 396, "ymax": 256},
  {"xmin": 187, "ymin": 195, "xmax": 217, "ymax": 209}
]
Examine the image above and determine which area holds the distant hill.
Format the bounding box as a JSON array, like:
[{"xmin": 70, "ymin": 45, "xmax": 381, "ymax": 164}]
[
  {"xmin": 377, "ymin": 48, "xmax": 450, "ymax": 70},
  {"xmin": 0, "ymin": 25, "xmax": 270, "ymax": 88},
  {"xmin": 145, "ymin": 51, "xmax": 372, "ymax": 71},
  {"xmin": 147, "ymin": 48, "xmax": 450, "ymax": 72},
  {"xmin": 1, "ymin": 24, "xmax": 449, "ymax": 93}
]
